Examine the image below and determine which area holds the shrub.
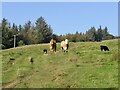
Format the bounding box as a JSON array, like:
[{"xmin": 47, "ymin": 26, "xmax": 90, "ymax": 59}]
[
  {"xmin": 18, "ymin": 40, "xmax": 25, "ymax": 46},
  {"xmin": 1, "ymin": 44, "xmax": 6, "ymax": 49}
]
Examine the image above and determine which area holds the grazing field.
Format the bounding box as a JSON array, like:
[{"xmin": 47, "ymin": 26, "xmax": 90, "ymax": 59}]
[{"xmin": 2, "ymin": 39, "xmax": 118, "ymax": 88}]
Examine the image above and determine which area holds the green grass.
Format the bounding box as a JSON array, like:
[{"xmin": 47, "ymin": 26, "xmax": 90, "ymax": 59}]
[{"xmin": 2, "ymin": 39, "xmax": 118, "ymax": 88}]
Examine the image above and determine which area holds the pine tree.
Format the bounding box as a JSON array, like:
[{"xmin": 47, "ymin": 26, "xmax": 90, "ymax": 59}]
[
  {"xmin": 96, "ymin": 25, "xmax": 103, "ymax": 41},
  {"xmin": 2, "ymin": 18, "xmax": 9, "ymax": 48},
  {"xmin": 18, "ymin": 25, "xmax": 22, "ymax": 31},
  {"xmin": 22, "ymin": 21, "xmax": 32, "ymax": 45},
  {"xmin": 35, "ymin": 17, "xmax": 52, "ymax": 43},
  {"xmin": 102, "ymin": 27, "xmax": 109, "ymax": 40}
]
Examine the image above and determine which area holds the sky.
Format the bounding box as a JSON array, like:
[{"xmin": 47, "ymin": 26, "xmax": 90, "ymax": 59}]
[
  {"xmin": 2, "ymin": 2, "xmax": 118, "ymax": 36},
  {"xmin": 1, "ymin": 0, "xmax": 120, "ymax": 2}
]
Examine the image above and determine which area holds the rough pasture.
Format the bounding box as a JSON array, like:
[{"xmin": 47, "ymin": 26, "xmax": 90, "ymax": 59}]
[{"xmin": 2, "ymin": 39, "xmax": 118, "ymax": 88}]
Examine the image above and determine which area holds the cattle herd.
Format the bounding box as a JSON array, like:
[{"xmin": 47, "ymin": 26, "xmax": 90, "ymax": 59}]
[
  {"xmin": 8, "ymin": 38, "xmax": 110, "ymax": 66},
  {"xmin": 8, "ymin": 39, "xmax": 110, "ymax": 65},
  {"xmin": 33, "ymin": 39, "xmax": 110, "ymax": 65},
  {"xmin": 49, "ymin": 38, "xmax": 69, "ymax": 54},
  {"xmin": 43, "ymin": 38, "xmax": 110, "ymax": 55}
]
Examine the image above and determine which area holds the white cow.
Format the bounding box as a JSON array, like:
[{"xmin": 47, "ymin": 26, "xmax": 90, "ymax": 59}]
[
  {"xmin": 65, "ymin": 39, "xmax": 69, "ymax": 50},
  {"xmin": 61, "ymin": 39, "xmax": 69, "ymax": 52}
]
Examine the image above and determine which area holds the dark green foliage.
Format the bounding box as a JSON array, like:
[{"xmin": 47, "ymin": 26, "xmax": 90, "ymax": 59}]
[
  {"xmin": 86, "ymin": 27, "xmax": 96, "ymax": 41},
  {"xmin": 1, "ymin": 17, "xmax": 53, "ymax": 49},
  {"xmin": 18, "ymin": 40, "xmax": 25, "ymax": 46},
  {"xmin": 35, "ymin": 17, "xmax": 53, "ymax": 43},
  {"xmin": 2, "ymin": 18, "xmax": 15, "ymax": 49},
  {"xmin": 1, "ymin": 17, "xmax": 115, "ymax": 49},
  {"xmin": 64, "ymin": 26, "xmax": 114, "ymax": 42}
]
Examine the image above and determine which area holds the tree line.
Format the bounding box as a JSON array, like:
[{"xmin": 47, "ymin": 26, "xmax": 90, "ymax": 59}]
[{"xmin": 0, "ymin": 16, "xmax": 115, "ymax": 49}]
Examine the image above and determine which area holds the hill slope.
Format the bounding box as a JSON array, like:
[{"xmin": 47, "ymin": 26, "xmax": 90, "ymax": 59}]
[{"xmin": 2, "ymin": 39, "xmax": 118, "ymax": 88}]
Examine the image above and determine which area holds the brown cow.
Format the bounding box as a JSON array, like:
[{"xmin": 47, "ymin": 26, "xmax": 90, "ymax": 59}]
[{"xmin": 49, "ymin": 39, "xmax": 56, "ymax": 53}]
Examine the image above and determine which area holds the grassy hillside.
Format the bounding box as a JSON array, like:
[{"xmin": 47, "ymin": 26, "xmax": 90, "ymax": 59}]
[{"xmin": 2, "ymin": 39, "xmax": 118, "ymax": 88}]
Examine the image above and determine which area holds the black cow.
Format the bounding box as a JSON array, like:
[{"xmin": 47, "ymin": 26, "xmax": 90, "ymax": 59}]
[
  {"xmin": 28, "ymin": 57, "xmax": 34, "ymax": 64},
  {"xmin": 100, "ymin": 45, "xmax": 109, "ymax": 51},
  {"xmin": 43, "ymin": 49, "xmax": 47, "ymax": 54},
  {"xmin": 7, "ymin": 57, "xmax": 15, "ymax": 65}
]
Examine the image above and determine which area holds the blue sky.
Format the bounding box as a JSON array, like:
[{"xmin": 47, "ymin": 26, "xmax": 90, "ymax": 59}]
[{"xmin": 2, "ymin": 2, "xmax": 118, "ymax": 36}]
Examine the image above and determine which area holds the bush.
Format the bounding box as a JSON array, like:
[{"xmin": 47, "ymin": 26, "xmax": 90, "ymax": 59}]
[
  {"xmin": 1, "ymin": 44, "xmax": 6, "ymax": 49},
  {"xmin": 18, "ymin": 40, "xmax": 25, "ymax": 46}
]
